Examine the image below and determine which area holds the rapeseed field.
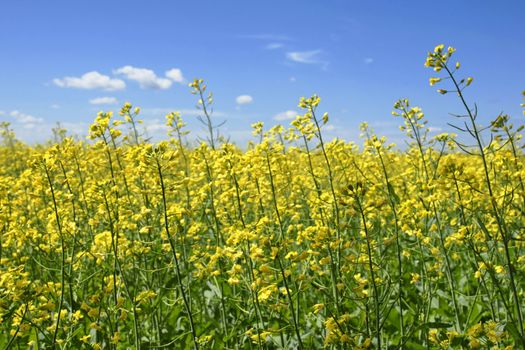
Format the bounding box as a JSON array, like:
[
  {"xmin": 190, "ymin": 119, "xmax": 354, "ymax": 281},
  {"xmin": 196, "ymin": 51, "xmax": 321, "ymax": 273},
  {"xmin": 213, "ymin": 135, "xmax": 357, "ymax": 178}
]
[{"xmin": 1, "ymin": 46, "xmax": 524, "ymax": 349}]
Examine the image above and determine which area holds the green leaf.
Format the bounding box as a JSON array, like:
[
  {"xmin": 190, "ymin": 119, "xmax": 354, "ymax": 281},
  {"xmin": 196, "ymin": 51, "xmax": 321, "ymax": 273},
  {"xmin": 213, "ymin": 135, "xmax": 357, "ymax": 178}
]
[
  {"xmin": 403, "ymin": 341, "xmax": 427, "ymax": 350},
  {"xmin": 506, "ymin": 322, "xmax": 521, "ymax": 343}
]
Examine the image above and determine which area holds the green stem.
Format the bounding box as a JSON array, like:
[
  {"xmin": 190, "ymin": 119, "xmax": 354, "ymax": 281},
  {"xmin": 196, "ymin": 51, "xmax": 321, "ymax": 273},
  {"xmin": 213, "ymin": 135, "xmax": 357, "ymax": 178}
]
[{"xmin": 156, "ymin": 157, "xmax": 199, "ymax": 350}]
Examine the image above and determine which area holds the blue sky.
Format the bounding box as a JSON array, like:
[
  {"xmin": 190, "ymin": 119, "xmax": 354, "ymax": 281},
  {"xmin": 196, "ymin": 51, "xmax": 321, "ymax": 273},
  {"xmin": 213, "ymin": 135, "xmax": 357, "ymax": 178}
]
[{"xmin": 0, "ymin": 0, "xmax": 523, "ymax": 145}]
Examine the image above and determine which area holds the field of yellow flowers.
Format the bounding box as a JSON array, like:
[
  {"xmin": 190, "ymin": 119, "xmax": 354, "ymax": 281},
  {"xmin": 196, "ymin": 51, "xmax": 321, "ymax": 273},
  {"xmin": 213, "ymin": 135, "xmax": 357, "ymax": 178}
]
[{"xmin": 1, "ymin": 46, "xmax": 524, "ymax": 349}]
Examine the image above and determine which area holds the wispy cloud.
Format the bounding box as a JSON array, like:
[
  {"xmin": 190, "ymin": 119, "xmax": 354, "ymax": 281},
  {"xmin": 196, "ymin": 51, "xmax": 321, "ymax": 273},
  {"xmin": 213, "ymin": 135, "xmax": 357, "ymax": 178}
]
[
  {"xmin": 89, "ymin": 97, "xmax": 118, "ymax": 105},
  {"xmin": 50, "ymin": 104, "xmax": 60, "ymax": 109},
  {"xmin": 114, "ymin": 66, "xmax": 173, "ymax": 90},
  {"xmin": 286, "ymin": 50, "xmax": 322, "ymax": 64},
  {"xmin": 273, "ymin": 110, "xmax": 297, "ymax": 121},
  {"xmin": 265, "ymin": 43, "xmax": 284, "ymax": 50},
  {"xmin": 236, "ymin": 95, "xmax": 253, "ymax": 105},
  {"xmin": 238, "ymin": 34, "xmax": 292, "ymax": 41},
  {"xmin": 286, "ymin": 50, "xmax": 328, "ymax": 68},
  {"xmin": 141, "ymin": 108, "xmax": 226, "ymax": 118},
  {"xmin": 54, "ymin": 71, "xmax": 126, "ymax": 91},
  {"xmin": 364, "ymin": 58, "xmax": 374, "ymax": 64}
]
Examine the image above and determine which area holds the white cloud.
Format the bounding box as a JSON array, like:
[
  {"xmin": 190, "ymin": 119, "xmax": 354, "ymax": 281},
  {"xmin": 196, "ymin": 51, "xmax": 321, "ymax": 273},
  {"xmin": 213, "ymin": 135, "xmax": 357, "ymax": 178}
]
[
  {"xmin": 8, "ymin": 110, "xmax": 44, "ymax": 129},
  {"xmin": 266, "ymin": 43, "xmax": 284, "ymax": 50},
  {"xmin": 51, "ymin": 104, "xmax": 60, "ymax": 109},
  {"xmin": 286, "ymin": 50, "xmax": 323, "ymax": 64},
  {"xmin": 114, "ymin": 66, "xmax": 172, "ymax": 90},
  {"xmin": 143, "ymin": 119, "xmax": 169, "ymax": 133},
  {"xmin": 10, "ymin": 110, "xmax": 43, "ymax": 124},
  {"xmin": 53, "ymin": 71, "xmax": 126, "ymax": 91},
  {"xmin": 364, "ymin": 58, "xmax": 374, "ymax": 64},
  {"xmin": 165, "ymin": 68, "xmax": 185, "ymax": 83},
  {"xmin": 6, "ymin": 121, "xmax": 90, "ymax": 144},
  {"xmin": 236, "ymin": 95, "xmax": 253, "ymax": 105},
  {"xmin": 61, "ymin": 122, "xmax": 89, "ymax": 135},
  {"xmin": 273, "ymin": 110, "xmax": 298, "ymax": 121},
  {"xmin": 89, "ymin": 97, "xmax": 118, "ymax": 105},
  {"xmin": 289, "ymin": 76, "xmax": 296, "ymax": 82}
]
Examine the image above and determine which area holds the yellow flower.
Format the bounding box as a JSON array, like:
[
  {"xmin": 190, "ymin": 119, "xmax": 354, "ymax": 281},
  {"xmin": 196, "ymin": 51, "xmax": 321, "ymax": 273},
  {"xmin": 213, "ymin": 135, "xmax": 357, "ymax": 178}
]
[
  {"xmin": 72, "ymin": 310, "xmax": 83, "ymax": 322},
  {"xmin": 80, "ymin": 334, "xmax": 91, "ymax": 343},
  {"xmin": 410, "ymin": 273, "xmax": 420, "ymax": 284},
  {"xmin": 312, "ymin": 303, "xmax": 325, "ymax": 314},
  {"xmin": 429, "ymin": 77, "xmax": 441, "ymax": 86},
  {"xmin": 258, "ymin": 285, "xmax": 277, "ymax": 302}
]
